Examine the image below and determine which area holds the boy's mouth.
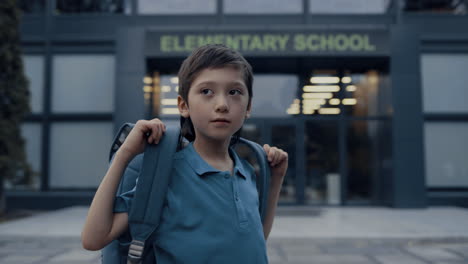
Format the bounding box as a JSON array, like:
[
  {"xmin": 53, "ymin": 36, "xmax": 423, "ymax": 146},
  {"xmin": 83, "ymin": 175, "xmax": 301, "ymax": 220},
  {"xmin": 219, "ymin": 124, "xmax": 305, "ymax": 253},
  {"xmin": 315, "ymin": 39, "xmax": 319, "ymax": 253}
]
[{"xmin": 211, "ymin": 118, "xmax": 230, "ymax": 123}]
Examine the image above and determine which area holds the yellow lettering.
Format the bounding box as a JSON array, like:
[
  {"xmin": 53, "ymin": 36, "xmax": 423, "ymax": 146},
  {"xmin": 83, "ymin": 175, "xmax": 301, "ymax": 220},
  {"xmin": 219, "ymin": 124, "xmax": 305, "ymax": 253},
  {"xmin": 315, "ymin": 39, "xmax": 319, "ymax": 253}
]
[
  {"xmin": 294, "ymin": 34, "xmax": 306, "ymax": 51},
  {"xmin": 335, "ymin": 34, "xmax": 348, "ymax": 51},
  {"xmin": 184, "ymin": 35, "xmax": 197, "ymax": 51},
  {"xmin": 173, "ymin": 36, "xmax": 186, "ymax": 52},
  {"xmin": 349, "ymin": 34, "xmax": 364, "ymax": 51},
  {"xmin": 160, "ymin": 35, "xmax": 173, "ymax": 52},
  {"xmin": 263, "ymin": 34, "xmax": 277, "ymax": 51},
  {"xmin": 363, "ymin": 35, "xmax": 376, "ymax": 51},
  {"xmin": 277, "ymin": 35, "xmax": 289, "ymax": 51},
  {"xmin": 197, "ymin": 35, "xmax": 214, "ymax": 46},
  {"xmin": 225, "ymin": 35, "xmax": 240, "ymax": 50},
  {"xmin": 306, "ymin": 34, "xmax": 320, "ymax": 51},
  {"xmin": 213, "ymin": 34, "xmax": 225, "ymax": 45},
  {"xmin": 249, "ymin": 35, "xmax": 264, "ymax": 51},
  {"xmin": 240, "ymin": 35, "xmax": 251, "ymax": 50}
]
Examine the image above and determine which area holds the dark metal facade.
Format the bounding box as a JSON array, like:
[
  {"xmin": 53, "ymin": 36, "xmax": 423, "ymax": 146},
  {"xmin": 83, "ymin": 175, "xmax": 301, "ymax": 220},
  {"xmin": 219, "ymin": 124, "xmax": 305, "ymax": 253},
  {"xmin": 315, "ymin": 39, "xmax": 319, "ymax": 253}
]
[{"xmin": 9, "ymin": 0, "xmax": 468, "ymax": 209}]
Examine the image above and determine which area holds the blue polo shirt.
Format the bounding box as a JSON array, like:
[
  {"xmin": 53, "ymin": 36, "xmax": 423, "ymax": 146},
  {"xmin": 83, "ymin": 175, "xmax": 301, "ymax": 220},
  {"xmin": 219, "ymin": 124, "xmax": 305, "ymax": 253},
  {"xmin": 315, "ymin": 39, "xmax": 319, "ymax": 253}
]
[{"xmin": 114, "ymin": 142, "xmax": 269, "ymax": 264}]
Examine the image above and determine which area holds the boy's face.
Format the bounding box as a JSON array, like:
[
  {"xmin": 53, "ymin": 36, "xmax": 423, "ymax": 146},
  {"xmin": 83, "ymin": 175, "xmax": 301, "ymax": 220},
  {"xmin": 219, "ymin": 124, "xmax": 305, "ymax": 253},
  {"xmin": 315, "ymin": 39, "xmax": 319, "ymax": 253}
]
[{"xmin": 178, "ymin": 66, "xmax": 251, "ymax": 143}]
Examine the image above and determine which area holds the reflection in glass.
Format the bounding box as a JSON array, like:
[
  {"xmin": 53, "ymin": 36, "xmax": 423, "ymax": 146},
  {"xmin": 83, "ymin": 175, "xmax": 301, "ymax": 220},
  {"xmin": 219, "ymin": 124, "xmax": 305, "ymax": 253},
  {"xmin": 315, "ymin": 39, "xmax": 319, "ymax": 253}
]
[
  {"xmin": 342, "ymin": 70, "xmax": 392, "ymax": 117},
  {"xmin": 52, "ymin": 55, "xmax": 115, "ymax": 113},
  {"xmin": 421, "ymin": 54, "xmax": 468, "ymax": 113},
  {"xmin": 50, "ymin": 123, "xmax": 113, "ymax": 188},
  {"xmin": 347, "ymin": 120, "xmax": 392, "ymax": 203},
  {"xmin": 309, "ymin": 0, "xmax": 391, "ymax": 14},
  {"xmin": 424, "ymin": 123, "xmax": 468, "ymax": 187},
  {"xmin": 272, "ymin": 125, "xmax": 296, "ymax": 203},
  {"xmin": 19, "ymin": 0, "xmax": 46, "ymax": 14},
  {"xmin": 224, "ymin": 0, "xmax": 302, "ymax": 14},
  {"xmin": 305, "ymin": 122, "xmax": 339, "ymax": 205},
  {"xmin": 23, "ymin": 56, "xmax": 44, "ymax": 114},
  {"xmin": 139, "ymin": 0, "xmax": 216, "ymax": 14},
  {"xmin": 5, "ymin": 123, "xmax": 42, "ymax": 190},
  {"xmin": 55, "ymin": 0, "xmax": 130, "ymax": 14},
  {"xmin": 301, "ymin": 70, "xmax": 340, "ymax": 116},
  {"xmin": 252, "ymin": 75, "xmax": 299, "ymax": 118}
]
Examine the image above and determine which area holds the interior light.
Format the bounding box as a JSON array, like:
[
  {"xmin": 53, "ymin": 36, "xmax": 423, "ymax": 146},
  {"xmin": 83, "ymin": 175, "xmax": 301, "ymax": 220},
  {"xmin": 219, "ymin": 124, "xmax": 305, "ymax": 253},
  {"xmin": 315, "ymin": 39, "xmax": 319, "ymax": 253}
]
[
  {"xmin": 302, "ymin": 110, "xmax": 315, "ymax": 115},
  {"xmin": 341, "ymin": 77, "xmax": 352, "ymax": 83},
  {"xmin": 302, "ymin": 93, "xmax": 333, "ymax": 99},
  {"xmin": 310, "ymin": 77, "xmax": 340, "ymax": 84},
  {"xmin": 170, "ymin": 77, "xmax": 179, "ymax": 84},
  {"xmin": 318, "ymin": 108, "xmax": 340, "ymax": 115},
  {"xmin": 302, "ymin": 99, "xmax": 326, "ymax": 105},
  {"xmin": 143, "ymin": 86, "xmax": 152, "ymax": 93},
  {"xmin": 162, "ymin": 108, "xmax": 180, "ymax": 115},
  {"xmin": 161, "ymin": 99, "xmax": 178, "ymax": 105},
  {"xmin": 329, "ymin": 98, "xmax": 340, "ymax": 105},
  {"xmin": 342, "ymin": 98, "xmax": 357, "ymax": 105},
  {"xmin": 303, "ymin": 85, "xmax": 340, "ymax": 92},
  {"xmin": 346, "ymin": 85, "xmax": 357, "ymax": 92},
  {"xmin": 175, "ymin": 85, "xmax": 179, "ymax": 92},
  {"xmin": 143, "ymin": 77, "xmax": 152, "ymax": 84},
  {"xmin": 287, "ymin": 108, "xmax": 300, "ymax": 115},
  {"xmin": 303, "ymin": 105, "xmax": 321, "ymax": 110},
  {"xmin": 161, "ymin": 85, "xmax": 171, "ymax": 92}
]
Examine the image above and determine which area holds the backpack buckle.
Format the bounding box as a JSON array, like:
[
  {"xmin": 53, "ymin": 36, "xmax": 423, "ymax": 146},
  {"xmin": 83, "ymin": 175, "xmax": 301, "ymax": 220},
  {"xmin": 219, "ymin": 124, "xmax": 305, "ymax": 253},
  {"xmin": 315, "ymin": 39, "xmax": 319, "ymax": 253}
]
[{"xmin": 127, "ymin": 239, "xmax": 145, "ymax": 264}]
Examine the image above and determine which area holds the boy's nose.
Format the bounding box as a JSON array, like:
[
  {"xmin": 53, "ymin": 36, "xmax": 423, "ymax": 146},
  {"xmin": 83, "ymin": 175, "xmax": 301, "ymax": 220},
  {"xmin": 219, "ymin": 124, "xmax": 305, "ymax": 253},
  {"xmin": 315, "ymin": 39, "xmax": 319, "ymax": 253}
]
[{"xmin": 215, "ymin": 96, "xmax": 229, "ymax": 112}]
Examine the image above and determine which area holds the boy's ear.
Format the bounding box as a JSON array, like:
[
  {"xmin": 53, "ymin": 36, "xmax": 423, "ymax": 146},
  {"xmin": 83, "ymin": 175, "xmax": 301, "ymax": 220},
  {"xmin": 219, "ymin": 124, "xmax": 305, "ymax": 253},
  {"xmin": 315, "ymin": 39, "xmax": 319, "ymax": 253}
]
[
  {"xmin": 178, "ymin": 95, "xmax": 190, "ymax": 118},
  {"xmin": 245, "ymin": 102, "xmax": 252, "ymax": 119}
]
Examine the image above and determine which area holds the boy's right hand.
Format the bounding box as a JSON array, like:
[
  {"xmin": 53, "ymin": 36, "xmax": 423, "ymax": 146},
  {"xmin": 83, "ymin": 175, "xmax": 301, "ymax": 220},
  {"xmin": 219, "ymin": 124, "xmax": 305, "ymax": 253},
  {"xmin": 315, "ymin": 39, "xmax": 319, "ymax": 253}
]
[{"xmin": 119, "ymin": 118, "xmax": 166, "ymax": 158}]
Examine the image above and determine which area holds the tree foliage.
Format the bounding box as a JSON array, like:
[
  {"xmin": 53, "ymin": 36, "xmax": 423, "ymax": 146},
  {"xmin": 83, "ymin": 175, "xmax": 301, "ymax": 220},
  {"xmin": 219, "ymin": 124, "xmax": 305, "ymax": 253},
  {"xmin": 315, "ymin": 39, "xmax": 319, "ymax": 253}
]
[{"xmin": 0, "ymin": 0, "xmax": 33, "ymax": 209}]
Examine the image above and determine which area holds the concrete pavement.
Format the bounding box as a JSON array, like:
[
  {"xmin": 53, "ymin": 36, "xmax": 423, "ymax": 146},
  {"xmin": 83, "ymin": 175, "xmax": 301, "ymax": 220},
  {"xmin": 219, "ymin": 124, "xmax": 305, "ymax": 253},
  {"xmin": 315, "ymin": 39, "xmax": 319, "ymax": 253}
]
[{"xmin": 0, "ymin": 206, "xmax": 467, "ymax": 263}]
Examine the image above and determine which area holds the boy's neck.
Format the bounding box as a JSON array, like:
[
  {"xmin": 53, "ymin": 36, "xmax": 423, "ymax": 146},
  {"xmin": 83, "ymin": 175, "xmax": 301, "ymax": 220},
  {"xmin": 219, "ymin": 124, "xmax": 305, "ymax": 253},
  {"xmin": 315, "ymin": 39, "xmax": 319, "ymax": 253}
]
[{"xmin": 192, "ymin": 137, "xmax": 233, "ymax": 172}]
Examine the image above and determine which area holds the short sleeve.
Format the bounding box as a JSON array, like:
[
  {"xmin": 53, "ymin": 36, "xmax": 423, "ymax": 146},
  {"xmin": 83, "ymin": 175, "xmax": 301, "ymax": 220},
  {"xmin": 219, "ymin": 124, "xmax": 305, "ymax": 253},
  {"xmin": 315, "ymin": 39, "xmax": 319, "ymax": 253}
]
[
  {"xmin": 113, "ymin": 184, "xmax": 136, "ymax": 213},
  {"xmin": 110, "ymin": 153, "xmax": 143, "ymax": 213}
]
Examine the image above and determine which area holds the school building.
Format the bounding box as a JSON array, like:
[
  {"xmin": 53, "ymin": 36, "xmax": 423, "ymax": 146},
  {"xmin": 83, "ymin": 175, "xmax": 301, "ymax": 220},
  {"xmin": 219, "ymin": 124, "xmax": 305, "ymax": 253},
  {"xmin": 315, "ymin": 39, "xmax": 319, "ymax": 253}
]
[{"xmin": 9, "ymin": 0, "xmax": 468, "ymax": 209}]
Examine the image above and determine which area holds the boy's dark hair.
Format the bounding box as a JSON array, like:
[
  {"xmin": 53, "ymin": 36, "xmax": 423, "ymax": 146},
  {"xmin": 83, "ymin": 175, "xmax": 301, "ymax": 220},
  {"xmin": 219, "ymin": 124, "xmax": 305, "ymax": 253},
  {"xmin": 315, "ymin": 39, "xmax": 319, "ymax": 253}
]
[{"xmin": 178, "ymin": 44, "xmax": 253, "ymax": 144}]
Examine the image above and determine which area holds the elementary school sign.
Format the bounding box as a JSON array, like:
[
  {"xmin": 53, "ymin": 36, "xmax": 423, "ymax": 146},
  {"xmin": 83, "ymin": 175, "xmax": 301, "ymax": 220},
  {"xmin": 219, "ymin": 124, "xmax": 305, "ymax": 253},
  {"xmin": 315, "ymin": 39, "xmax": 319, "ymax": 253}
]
[{"xmin": 145, "ymin": 30, "xmax": 389, "ymax": 57}]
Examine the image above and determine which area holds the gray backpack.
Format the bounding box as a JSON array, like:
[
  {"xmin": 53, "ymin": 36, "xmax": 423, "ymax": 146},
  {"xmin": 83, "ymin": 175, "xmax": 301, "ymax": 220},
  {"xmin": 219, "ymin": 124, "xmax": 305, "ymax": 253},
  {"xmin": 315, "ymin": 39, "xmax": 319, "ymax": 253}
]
[{"xmin": 102, "ymin": 123, "xmax": 271, "ymax": 264}]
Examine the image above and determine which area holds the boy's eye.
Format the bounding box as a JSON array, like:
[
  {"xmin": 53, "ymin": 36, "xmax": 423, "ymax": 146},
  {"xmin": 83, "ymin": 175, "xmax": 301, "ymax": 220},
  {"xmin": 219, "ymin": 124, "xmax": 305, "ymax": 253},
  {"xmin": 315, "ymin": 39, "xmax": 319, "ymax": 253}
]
[
  {"xmin": 201, "ymin": 89, "xmax": 213, "ymax": 95},
  {"xmin": 229, "ymin": 89, "xmax": 242, "ymax": 95}
]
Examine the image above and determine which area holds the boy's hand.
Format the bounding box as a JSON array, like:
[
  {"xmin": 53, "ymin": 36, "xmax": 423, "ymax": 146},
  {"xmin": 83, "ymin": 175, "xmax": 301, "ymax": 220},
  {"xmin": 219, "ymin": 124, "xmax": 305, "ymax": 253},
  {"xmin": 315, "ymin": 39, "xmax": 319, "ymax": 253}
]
[
  {"xmin": 263, "ymin": 144, "xmax": 288, "ymax": 183},
  {"xmin": 119, "ymin": 118, "xmax": 166, "ymax": 158}
]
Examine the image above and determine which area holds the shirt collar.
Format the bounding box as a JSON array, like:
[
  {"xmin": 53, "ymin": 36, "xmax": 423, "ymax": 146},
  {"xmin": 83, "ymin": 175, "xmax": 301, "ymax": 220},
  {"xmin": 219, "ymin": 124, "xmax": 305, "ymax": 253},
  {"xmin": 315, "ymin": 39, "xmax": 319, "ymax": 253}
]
[{"xmin": 183, "ymin": 142, "xmax": 247, "ymax": 179}]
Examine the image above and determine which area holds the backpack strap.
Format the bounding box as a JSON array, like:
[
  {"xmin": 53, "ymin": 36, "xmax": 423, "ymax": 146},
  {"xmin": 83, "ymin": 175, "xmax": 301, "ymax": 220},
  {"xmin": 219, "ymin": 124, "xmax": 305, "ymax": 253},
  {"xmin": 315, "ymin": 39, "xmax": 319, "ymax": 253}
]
[
  {"xmin": 238, "ymin": 138, "xmax": 271, "ymax": 223},
  {"xmin": 127, "ymin": 125, "xmax": 180, "ymax": 264}
]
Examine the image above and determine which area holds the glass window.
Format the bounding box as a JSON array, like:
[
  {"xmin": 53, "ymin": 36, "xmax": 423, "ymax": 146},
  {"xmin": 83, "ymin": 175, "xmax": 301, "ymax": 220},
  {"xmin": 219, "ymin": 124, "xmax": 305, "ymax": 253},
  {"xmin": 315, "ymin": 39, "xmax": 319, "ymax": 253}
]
[
  {"xmin": 309, "ymin": 0, "xmax": 391, "ymax": 14},
  {"xmin": 224, "ymin": 0, "xmax": 302, "ymax": 14},
  {"xmin": 158, "ymin": 75, "xmax": 180, "ymax": 118},
  {"xmin": 19, "ymin": 0, "xmax": 46, "ymax": 14},
  {"xmin": 52, "ymin": 55, "xmax": 115, "ymax": 113},
  {"xmin": 347, "ymin": 120, "xmax": 392, "ymax": 203},
  {"xmin": 6, "ymin": 123, "xmax": 42, "ymax": 190},
  {"xmin": 252, "ymin": 75, "xmax": 298, "ymax": 118},
  {"xmin": 342, "ymin": 70, "xmax": 392, "ymax": 117},
  {"xmin": 49, "ymin": 122, "xmax": 113, "ymax": 188},
  {"xmin": 421, "ymin": 54, "xmax": 468, "ymax": 113},
  {"xmin": 138, "ymin": 0, "xmax": 216, "ymax": 14},
  {"xmin": 55, "ymin": 0, "xmax": 131, "ymax": 14},
  {"xmin": 271, "ymin": 124, "xmax": 296, "ymax": 203},
  {"xmin": 424, "ymin": 123, "xmax": 468, "ymax": 188},
  {"xmin": 305, "ymin": 121, "xmax": 339, "ymax": 205},
  {"xmin": 23, "ymin": 55, "xmax": 44, "ymax": 114}
]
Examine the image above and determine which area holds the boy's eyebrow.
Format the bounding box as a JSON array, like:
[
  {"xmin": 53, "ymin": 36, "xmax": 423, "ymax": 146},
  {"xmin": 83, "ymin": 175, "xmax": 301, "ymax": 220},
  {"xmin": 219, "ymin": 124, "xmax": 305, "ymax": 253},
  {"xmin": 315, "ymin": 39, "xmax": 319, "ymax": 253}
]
[{"xmin": 195, "ymin": 80, "xmax": 246, "ymax": 88}]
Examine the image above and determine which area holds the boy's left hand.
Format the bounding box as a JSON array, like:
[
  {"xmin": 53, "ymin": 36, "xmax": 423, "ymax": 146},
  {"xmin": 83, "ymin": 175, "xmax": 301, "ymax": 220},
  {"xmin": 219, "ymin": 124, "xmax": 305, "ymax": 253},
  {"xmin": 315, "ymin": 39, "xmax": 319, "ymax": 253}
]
[{"xmin": 263, "ymin": 144, "xmax": 288, "ymax": 183}]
